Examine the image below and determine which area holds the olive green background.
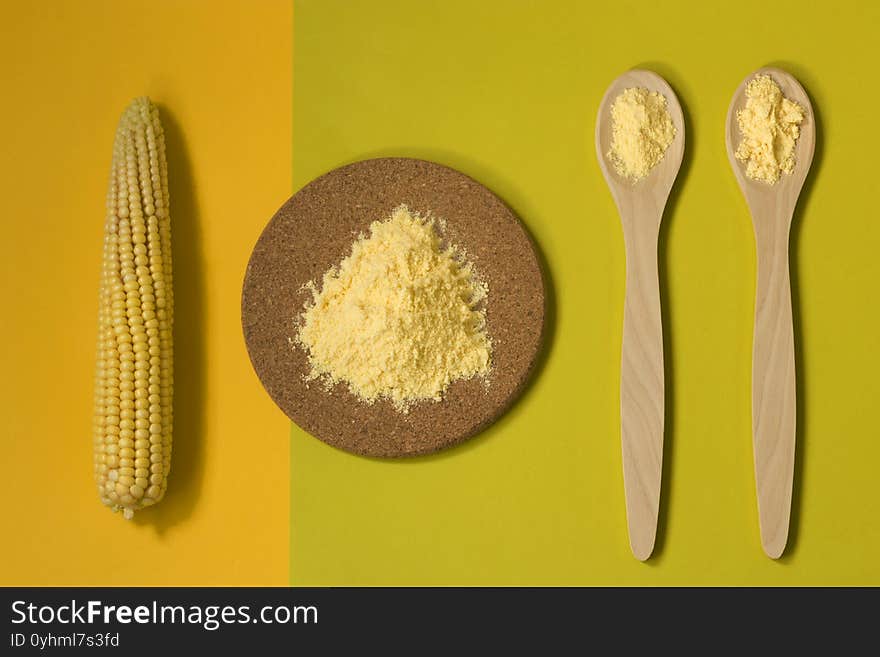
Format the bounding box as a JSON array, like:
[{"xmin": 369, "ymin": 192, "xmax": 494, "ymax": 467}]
[{"xmin": 290, "ymin": 0, "xmax": 880, "ymax": 584}]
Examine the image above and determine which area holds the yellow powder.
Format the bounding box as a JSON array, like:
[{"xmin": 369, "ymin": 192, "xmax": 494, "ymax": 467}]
[
  {"xmin": 295, "ymin": 205, "xmax": 491, "ymax": 412},
  {"xmin": 735, "ymin": 74, "xmax": 805, "ymax": 185},
  {"xmin": 607, "ymin": 87, "xmax": 676, "ymax": 181}
]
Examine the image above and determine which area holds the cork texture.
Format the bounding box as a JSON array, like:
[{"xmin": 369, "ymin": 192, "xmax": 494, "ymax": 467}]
[{"xmin": 241, "ymin": 158, "xmax": 544, "ymax": 457}]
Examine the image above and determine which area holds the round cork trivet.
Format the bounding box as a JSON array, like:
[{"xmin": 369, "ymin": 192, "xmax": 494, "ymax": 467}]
[{"xmin": 242, "ymin": 158, "xmax": 544, "ymax": 458}]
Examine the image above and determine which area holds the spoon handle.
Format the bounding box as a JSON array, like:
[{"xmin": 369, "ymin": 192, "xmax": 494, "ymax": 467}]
[
  {"xmin": 620, "ymin": 222, "xmax": 664, "ymax": 561},
  {"xmin": 752, "ymin": 213, "xmax": 796, "ymax": 559}
]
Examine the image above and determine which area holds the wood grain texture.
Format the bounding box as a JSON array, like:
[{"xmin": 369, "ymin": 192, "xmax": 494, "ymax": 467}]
[
  {"xmin": 725, "ymin": 67, "xmax": 815, "ymax": 559},
  {"xmin": 242, "ymin": 158, "xmax": 545, "ymax": 458},
  {"xmin": 596, "ymin": 70, "xmax": 685, "ymax": 561}
]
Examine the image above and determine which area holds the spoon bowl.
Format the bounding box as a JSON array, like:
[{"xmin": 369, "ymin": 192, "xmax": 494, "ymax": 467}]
[
  {"xmin": 597, "ymin": 70, "xmax": 686, "ymax": 214},
  {"xmin": 726, "ymin": 67, "xmax": 815, "ymax": 219}
]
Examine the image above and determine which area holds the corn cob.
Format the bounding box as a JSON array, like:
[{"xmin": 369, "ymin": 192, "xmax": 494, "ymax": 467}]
[{"xmin": 93, "ymin": 97, "xmax": 173, "ymax": 519}]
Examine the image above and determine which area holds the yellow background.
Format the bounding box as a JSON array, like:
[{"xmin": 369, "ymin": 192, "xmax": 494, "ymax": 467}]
[
  {"xmin": 291, "ymin": 0, "xmax": 880, "ymax": 584},
  {"xmin": 1, "ymin": 0, "xmax": 291, "ymax": 585}
]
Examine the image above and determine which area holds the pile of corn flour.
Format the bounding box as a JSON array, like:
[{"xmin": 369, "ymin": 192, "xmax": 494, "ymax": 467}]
[
  {"xmin": 295, "ymin": 205, "xmax": 491, "ymax": 412},
  {"xmin": 735, "ymin": 74, "xmax": 805, "ymax": 184},
  {"xmin": 607, "ymin": 87, "xmax": 676, "ymax": 181}
]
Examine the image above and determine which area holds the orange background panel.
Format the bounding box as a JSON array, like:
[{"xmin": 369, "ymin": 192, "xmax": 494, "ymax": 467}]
[{"xmin": 0, "ymin": 0, "xmax": 291, "ymax": 585}]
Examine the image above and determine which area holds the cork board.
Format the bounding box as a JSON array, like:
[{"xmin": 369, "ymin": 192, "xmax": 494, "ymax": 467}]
[{"xmin": 241, "ymin": 158, "xmax": 544, "ymax": 457}]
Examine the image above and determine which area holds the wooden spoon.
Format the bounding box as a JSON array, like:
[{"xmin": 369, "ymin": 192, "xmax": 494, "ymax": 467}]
[
  {"xmin": 596, "ymin": 70, "xmax": 685, "ymax": 561},
  {"xmin": 725, "ymin": 67, "xmax": 815, "ymax": 559}
]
